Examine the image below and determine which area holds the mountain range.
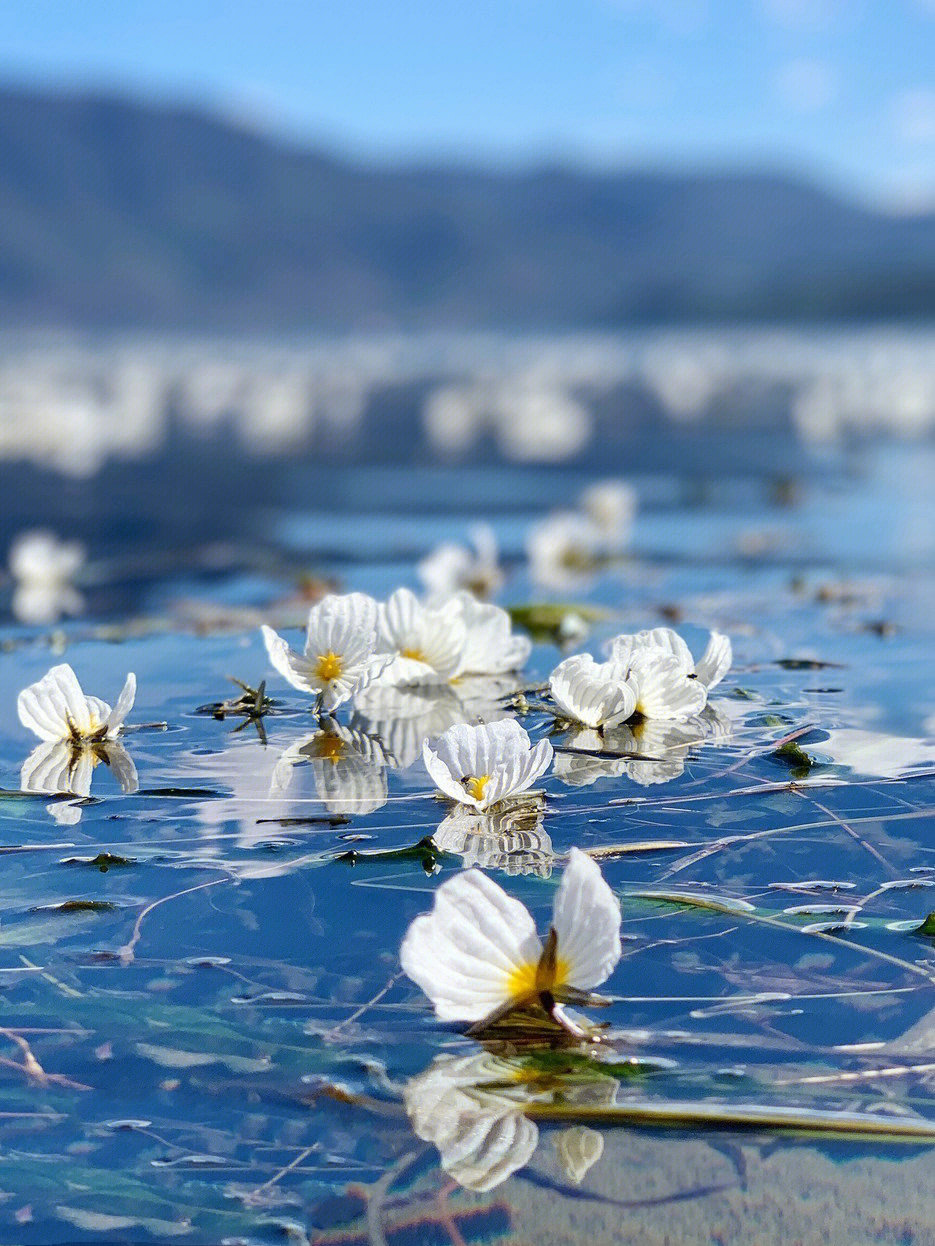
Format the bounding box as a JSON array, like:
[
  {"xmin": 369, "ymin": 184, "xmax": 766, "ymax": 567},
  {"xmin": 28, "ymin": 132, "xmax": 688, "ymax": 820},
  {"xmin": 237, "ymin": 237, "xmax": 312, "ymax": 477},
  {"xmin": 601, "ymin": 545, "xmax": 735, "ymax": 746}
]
[{"xmin": 1, "ymin": 84, "xmax": 933, "ymax": 328}]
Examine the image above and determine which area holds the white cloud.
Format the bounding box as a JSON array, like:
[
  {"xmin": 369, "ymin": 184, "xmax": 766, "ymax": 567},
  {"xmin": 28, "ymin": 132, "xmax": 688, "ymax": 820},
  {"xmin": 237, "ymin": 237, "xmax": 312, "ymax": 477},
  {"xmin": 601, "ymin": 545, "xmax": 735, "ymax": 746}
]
[
  {"xmin": 774, "ymin": 59, "xmax": 839, "ymax": 113},
  {"xmin": 891, "ymin": 88, "xmax": 935, "ymax": 144}
]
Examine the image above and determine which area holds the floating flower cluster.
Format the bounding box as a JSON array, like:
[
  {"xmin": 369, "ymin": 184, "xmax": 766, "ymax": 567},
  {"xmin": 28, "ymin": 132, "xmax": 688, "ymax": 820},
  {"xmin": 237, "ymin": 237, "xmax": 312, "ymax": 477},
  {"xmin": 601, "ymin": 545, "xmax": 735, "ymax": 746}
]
[{"xmin": 12, "ymin": 562, "xmax": 733, "ymax": 1063}]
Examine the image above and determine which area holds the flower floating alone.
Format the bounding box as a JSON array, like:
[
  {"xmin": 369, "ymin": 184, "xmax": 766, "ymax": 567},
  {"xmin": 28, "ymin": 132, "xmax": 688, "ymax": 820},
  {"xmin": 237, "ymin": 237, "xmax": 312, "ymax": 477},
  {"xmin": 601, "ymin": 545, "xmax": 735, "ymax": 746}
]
[
  {"xmin": 9, "ymin": 530, "xmax": 86, "ymax": 624},
  {"xmin": 400, "ymin": 848, "xmax": 621, "ymax": 1035},
  {"xmin": 423, "ymin": 718, "xmax": 553, "ymax": 812},
  {"xmin": 261, "ymin": 592, "xmax": 388, "ymax": 712},
  {"xmin": 17, "ymin": 664, "xmax": 138, "ymax": 822}
]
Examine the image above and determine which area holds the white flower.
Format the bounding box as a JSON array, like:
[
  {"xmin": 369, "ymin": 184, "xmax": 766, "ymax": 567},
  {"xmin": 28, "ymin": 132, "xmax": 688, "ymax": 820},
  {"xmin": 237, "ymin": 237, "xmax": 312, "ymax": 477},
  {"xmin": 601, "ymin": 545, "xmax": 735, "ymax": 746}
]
[
  {"xmin": 374, "ymin": 588, "xmax": 468, "ymax": 685},
  {"xmin": 441, "ymin": 593, "xmax": 531, "ymax": 675},
  {"xmin": 549, "ymin": 654, "xmax": 636, "ymax": 730},
  {"xmin": 422, "ymin": 718, "xmax": 553, "ymax": 811},
  {"xmin": 526, "ymin": 512, "xmax": 601, "ymax": 590},
  {"xmin": 400, "ymin": 847, "xmax": 621, "ymax": 1026},
  {"xmin": 607, "ymin": 642, "xmax": 707, "ymax": 722},
  {"xmin": 18, "ymin": 663, "xmax": 136, "ymax": 744},
  {"xmin": 579, "ymin": 480, "xmax": 636, "ymax": 552},
  {"xmin": 260, "ymin": 592, "xmax": 387, "ymax": 711},
  {"xmin": 9, "ymin": 530, "xmax": 85, "ymax": 624},
  {"xmin": 21, "ymin": 737, "xmax": 138, "ymax": 824},
  {"xmin": 610, "ymin": 626, "xmax": 732, "ymax": 691},
  {"xmin": 434, "ymin": 799, "xmax": 553, "ymax": 877},
  {"xmin": 404, "ymin": 1052, "xmax": 541, "ymax": 1191},
  {"xmin": 418, "ymin": 524, "xmax": 504, "ymax": 601},
  {"xmin": 270, "ymin": 723, "xmax": 388, "ymax": 815}
]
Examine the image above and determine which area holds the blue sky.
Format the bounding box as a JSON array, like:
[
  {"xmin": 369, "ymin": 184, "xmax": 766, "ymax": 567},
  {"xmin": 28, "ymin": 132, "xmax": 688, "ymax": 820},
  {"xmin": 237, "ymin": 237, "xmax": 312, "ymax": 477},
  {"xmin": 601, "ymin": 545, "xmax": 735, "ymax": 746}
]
[{"xmin": 2, "ymin": 0, "xmax": 934, "ymax": 207}]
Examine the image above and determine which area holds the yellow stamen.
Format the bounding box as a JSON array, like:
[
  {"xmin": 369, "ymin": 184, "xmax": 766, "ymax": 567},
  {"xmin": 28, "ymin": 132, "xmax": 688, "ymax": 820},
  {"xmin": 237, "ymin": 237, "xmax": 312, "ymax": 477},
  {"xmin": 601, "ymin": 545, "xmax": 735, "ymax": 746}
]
[
  {"xmin": 314, "ymin": 651, "xmax": 343, "ymax": 682},
  {"xmin": 401, "ymin": 647, "xmax": 425, "ymax": 662},
  {"xmin": 463, "ymin": 774, "xmax": 491, "ymax": 802},
  {"xmin": 506, "ymin": 953, "xmax": 569, "ymax": 1002}
]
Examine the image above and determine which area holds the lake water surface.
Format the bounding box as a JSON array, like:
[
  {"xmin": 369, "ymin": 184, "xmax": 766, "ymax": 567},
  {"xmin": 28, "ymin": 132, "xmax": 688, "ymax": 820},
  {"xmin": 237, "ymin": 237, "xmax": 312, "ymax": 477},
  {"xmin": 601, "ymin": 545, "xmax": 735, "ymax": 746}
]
[{"xmin": 0, "ymin": 431, "xmax": 932, "ymax": 1243}]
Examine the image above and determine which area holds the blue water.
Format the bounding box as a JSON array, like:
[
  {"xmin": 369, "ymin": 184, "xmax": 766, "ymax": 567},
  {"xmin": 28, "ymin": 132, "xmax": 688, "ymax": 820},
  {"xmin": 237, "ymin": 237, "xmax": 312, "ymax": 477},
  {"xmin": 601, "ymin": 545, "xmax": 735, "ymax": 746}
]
[{"xmin": 0, "ymin": 435, "xmax": 930, "ymax": 1243}]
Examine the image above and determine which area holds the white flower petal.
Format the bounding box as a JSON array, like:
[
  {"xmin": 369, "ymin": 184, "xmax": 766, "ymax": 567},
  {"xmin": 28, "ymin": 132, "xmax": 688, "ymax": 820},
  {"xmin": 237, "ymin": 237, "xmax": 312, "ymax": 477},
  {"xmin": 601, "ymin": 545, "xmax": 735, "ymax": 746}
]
[
  {"xmin": 306, "ymin": 592, "xmax": 378, "ymax": 668},
  {"xmin": 261, "ymin": 625, "xmax": 323, "ymax": 696},
  {"xmin": 695, "ymin": 631, "xmax": 732, "ymax": 689},
  {"xmin": 549, "ymin": 654, "xmax": 636, "ymax": 729},
  {"xmin": 400, "ymin": 868, "xmax": 542, "ymax": 1021},
  {"xmin": 17, "ymin": 664, "xmax": 104, "ymax": 741},
  {"xmin": 104, "ymin": 673, "xmax": 136, "ymax": 736},
  {"xmin": 628, "ymin": 653, "xmax": 707, "ymax": 721},
  {"xmin": 551, "ymin": 848, "xmax": 621, "ymax": 991},
  {"xmin": 444, "ymin": 594, "xmax": 531, "ymax": 675}
]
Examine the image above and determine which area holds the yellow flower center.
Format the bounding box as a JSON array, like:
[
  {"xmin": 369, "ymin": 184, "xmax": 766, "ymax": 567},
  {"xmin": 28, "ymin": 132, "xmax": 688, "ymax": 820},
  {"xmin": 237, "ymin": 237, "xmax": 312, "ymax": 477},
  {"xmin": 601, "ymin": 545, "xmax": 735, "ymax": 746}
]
[
  {"xmin": 463, "ymin": 774, "xmax": 491, "ymax": 802},
  {"xmin": 506, "ymin": 946, "xmax": 569, "ymax": 1003},
  {"xmin": 314, "ymin": 651, "xmax": 343, "ymax": 682},
  {"xmin": 401, "ymin": 647, "xmax": 425, "ymax": 662}
]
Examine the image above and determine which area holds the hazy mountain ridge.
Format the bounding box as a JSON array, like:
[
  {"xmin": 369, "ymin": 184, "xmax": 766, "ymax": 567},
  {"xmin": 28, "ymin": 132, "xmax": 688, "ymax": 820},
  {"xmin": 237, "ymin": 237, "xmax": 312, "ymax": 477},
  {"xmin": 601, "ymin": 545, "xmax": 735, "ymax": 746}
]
[{"xmin": 0, "ymin": 85, "xmax": 933, "ymax": 327}]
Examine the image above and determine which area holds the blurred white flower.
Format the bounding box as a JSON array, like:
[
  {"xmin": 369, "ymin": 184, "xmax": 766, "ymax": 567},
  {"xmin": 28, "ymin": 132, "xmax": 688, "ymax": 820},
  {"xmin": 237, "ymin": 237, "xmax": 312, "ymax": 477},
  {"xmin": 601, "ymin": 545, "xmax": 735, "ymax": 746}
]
[
  {"xmin": 579, "ymin": 480, "xmax": 636, "ymax": 552},
  {"xmin": 610, "ymin": 626, "xmax": 732, "ymax": 691},
  {"xmin": 271, "ymin": 722, "xmax": 389, "ymax": 815},
  {"xmin": 374, "ymin": 588, "xmax": 468, "ymax": 685},
  {"xmin": 404, "ymin": 1051, "xmax": 541, "ymax": 1191},
  {"xmin": 400, "ymin": 847, "xmax": 620, "ymax": 1027},
  {"xmin": 9, "ymin": 530, "xmax": 85, "ymax": 624},
  {"xmin": 18, "ymin": 663, "xmax": 135, "ymax": 743},
  {"xmin": 434, "ymin": 799, "xmax": 553, "ymax": 876},
  {"xmin": 261, "ymin": 592, "xmax": 387, "ymax": 711},
  {"xmin": 527, "ymin": 512, "xmax": 601, "ymax": 590},
  {"xmin": 418, "ymin": 524, "xmax": 504, "ymax": 601},
  {"xmin": 21, "ymin": 736, "xmax": 138, "ymax": 824},
  {"xmin": 423, "ymin": 718, "xmax": 553, "ymax": 811},
  {"xmin": 549, "ymin": 653, "xmax": 636, "ymax": 730},
  {"xmin": 443, "ymin": 593, "xmax": 531, "ymax": 675}
]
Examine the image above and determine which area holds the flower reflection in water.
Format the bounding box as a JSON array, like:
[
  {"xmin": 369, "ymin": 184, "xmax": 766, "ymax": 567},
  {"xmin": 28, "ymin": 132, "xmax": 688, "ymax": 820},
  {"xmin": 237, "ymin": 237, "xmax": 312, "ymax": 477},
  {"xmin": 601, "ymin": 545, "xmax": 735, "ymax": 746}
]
[
  {"xmin": 404, "ymin": 1049, "xmax": 616, "ymax": 1192},
  {"xmin": 352, "ymin": 677, "xmax": 513, "ymax": 772},
  {"xmin": 554, "ymin": 707, "xmax": 735, "ymax": 788},
  {"xmin": 353, "ymin": 682, "xmax": 468, "ymax": 771},
  {"xmin": 434, "ymin": 797, "xmax": 553, "ymax": 877},
  {"xmin": 21, "ymin": 738, "xmax": 137, "ymax": 824},
  {"xmin": 271, "ymin": 721, "xmax": 389, "ymax": 815}
]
